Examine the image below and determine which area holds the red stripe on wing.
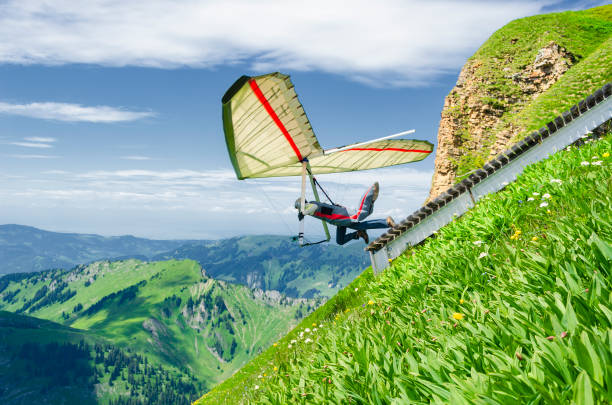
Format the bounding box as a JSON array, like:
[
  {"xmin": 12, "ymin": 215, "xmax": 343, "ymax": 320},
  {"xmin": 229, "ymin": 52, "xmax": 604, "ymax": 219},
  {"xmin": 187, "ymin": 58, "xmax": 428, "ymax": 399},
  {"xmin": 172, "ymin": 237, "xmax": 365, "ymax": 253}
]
[{"xmin": 248, "ymin": 79, "xmax": 303, "ymax": 161}]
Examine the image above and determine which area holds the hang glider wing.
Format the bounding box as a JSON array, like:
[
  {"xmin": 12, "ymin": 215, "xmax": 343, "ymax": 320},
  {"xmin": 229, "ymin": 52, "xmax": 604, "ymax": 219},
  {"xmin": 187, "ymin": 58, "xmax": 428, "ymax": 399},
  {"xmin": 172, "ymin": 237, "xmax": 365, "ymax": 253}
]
[
  {"xmin": 222, "ymin": 72, "xmax": 323, "ymax": 180},
  {"xmin": 222, "ymin": 72, "xmax": 433, "ymax": 179},
  {"xmin": 251, "ymin": 138, "xmax": 433, "ymax": 177}
]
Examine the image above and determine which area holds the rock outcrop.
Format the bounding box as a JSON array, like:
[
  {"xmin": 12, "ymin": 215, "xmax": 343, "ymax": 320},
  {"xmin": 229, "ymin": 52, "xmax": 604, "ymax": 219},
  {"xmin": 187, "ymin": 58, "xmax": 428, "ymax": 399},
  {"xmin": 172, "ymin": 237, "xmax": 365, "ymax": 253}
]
[{"xmin": 428, "ymin": 42, "xmax": 575, "ymax": 200}]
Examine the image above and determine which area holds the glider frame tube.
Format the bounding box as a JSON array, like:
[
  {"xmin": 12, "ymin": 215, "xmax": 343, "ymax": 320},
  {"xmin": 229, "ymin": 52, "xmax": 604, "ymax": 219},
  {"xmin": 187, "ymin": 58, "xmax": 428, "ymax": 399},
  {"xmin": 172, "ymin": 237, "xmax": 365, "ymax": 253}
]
[
  {"xmin": 298, "ymin": 160, "xmax": 332, "ymax": 247},
  {"xmin": 370, "ymin": 93, "xmax": 612, "ymax": 273}
]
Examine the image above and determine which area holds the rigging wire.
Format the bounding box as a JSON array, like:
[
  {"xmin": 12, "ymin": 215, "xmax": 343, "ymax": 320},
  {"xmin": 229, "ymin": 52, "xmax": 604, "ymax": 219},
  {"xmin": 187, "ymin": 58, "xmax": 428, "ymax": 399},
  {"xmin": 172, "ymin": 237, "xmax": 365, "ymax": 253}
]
[{"xmin": 254, "ymin": 181, "xmax": 295, "ymax": 237}]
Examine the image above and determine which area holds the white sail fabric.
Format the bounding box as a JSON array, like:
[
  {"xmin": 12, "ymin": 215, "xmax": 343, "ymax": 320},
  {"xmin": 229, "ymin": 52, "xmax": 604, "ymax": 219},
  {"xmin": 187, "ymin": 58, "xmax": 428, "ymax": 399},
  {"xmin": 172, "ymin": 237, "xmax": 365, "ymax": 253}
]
[{"xmin": 222, "ymin": 73, "xmax": 322, "ymax": 179}]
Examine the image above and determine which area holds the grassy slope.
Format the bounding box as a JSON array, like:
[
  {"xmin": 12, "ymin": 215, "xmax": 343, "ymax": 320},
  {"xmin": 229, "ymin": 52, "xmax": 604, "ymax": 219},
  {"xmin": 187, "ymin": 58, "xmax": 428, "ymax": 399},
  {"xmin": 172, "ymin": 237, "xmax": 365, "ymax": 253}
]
[
  {"xmin": 0, "ymin": 259, "xmax": 307, "ymax": 390},
  {"xmin": 198, "ymin": 132, "xmax": 612, "ymax": 403},
  {"xmin": 453, "ymin": 5, "xmax": 611, "ymax": 176}
]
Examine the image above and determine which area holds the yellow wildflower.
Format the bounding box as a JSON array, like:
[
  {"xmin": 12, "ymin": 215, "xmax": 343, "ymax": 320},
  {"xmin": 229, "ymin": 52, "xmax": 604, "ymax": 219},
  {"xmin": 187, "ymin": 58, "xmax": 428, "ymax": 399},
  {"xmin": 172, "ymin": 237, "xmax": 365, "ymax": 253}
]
[
  {"xmin": 452, "ymin": 313, "xmax": 464, "ymax": 320},
  {"xmin": 603, "ymin": 152, "xmax": 610, "ymax": 158},
  {"xmin": 273, "ymin": 366, "xmax": 278, "ymax": 371},
  {"xmin": 312, "ymin": 322, "xmax": 317, "ymax": 327},
  {"xmin": 273, "ymin": 343, "xmax": 278, "ymax": 347},
  {"xmin": 459, "ymin": 299, "xmax": 464, "ymax": 304},
  {"xmin": 368, "ymin": 300, "xmax": 375, "ymax": 305},
  {"xmin": 531, "ymin": 236, "xmax": 538, "ymax": 241}
]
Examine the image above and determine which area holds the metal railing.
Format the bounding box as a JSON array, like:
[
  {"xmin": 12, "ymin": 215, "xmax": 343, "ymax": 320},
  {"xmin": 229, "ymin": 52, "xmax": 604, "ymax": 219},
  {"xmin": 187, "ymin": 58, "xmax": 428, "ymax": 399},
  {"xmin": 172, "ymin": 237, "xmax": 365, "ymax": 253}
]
[{"xmin": 367, "ymin": 82, "xmax": 612, "ymax": 273}]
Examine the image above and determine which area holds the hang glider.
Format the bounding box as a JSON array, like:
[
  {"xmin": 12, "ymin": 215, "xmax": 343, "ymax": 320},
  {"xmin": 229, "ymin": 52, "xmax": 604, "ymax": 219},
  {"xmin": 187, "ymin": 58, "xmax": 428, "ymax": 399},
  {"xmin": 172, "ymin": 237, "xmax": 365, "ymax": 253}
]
[
  {"xmin": 221, "ymin": 72, "xmax": 434, "ymax": 246},
  {"xmin": 222, "ymin": 72, "xmax": 433, "ymax": 180}
]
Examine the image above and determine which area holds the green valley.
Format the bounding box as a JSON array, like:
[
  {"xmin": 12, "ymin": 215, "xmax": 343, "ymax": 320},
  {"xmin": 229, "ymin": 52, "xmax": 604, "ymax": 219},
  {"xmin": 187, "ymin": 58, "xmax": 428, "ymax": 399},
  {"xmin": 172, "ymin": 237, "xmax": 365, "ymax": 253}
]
[{"xmin": 0, "ymin": 259, "xmax": 318, "ymax": 404}]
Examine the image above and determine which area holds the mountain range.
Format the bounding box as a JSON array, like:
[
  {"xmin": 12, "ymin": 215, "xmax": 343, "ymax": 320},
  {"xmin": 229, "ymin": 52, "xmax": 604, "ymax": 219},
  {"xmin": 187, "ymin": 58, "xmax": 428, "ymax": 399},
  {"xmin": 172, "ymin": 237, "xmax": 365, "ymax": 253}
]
[{"xmin": 0, "ymin": 224, "xmax": 367, "ymax": 298}]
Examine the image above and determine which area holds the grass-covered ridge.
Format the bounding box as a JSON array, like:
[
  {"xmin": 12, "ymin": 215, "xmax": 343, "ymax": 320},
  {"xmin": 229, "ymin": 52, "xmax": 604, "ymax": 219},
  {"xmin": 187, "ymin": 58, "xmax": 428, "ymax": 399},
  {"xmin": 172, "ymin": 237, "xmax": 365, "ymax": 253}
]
[
  {"xmin": 197, "ymin": 134, "xmax": 611, "ymax": 403},
  {"xmin": 451, "ymin": 5, "xmax": 612, "ymax": 176}
]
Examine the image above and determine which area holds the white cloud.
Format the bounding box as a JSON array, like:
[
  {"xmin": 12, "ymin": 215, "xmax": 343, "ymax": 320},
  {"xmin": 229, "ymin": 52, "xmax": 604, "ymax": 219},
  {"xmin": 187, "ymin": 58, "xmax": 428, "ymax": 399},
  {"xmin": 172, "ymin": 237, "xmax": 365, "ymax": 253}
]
[
  {"xmin": 0, "ymin": 0, "xmax": 554, "ymax": 86},
  {"xmin": 7, "ymin": 154, "xmax": 60, "ymax": 159},
  {"xmin": 0, "ymin": 101, "xmax": 155, "ymax": 122},
  {"xmin": 24, "ymin": 136, "xmax": 56, "ymax": 142},
  {"xmin": 121, "ymin": 155, "xmax": 152, "ymax": 160},
  {"xmin": 10, "ymin": 141, "xmax": 53, "ymax": 148}
]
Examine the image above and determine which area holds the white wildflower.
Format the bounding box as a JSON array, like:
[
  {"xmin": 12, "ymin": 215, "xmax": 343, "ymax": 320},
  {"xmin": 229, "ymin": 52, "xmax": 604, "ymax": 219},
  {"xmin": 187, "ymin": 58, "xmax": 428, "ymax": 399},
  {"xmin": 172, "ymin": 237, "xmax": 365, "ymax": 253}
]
[
  {"xmin": 592, "ymin": 160, "xmax": 603, "ymax": 166},
  {"xmin": 527, "ymin": 197, "xmax": 535, "ymax": 201},
  {"xmin": 473, "ymin": 240, "xmax": 483, "ymax": 246},
  {"xmin": 299, "ymin": 332, "xmax": 304, "ymax": 338},
  {"xmin": 566, "ymin": 146, "xmax": 572, "ymax": 151},
  {"xmin": 542, "ymin": 193, "xmax": 551, "ymax": 199},
  {"xmin": 532, "ymin": 192, "xmax": 540, "ymax": 196},
  {"xmin": 305, "ymin": 338, "xmax": 313, "ymax": 343},
  {"xmin": 254, "ymin": 385, "xmax": 260, "ymax": 390},
  {"xmin": 354, "ymin": 287, "xmax": 358, "ymax": 292},
  {"xmin": 540, "ymin": 202, "xmax": 549, "ymax": 208},
  {"xmin": 580, "ymin": 161, "xmax": 590, "ymax": 166},
  {"xmin": 550, "ymin": 178, "xmax": 563, "ymax": 184},
  {"xmin": 313, "ymin": 328, "xmax": 318, "ymax": 332},
  {"xmin": 288, "ymin": 344, "xmax": 292, "ymax": 348},
  {"xmin": 305, "ymin": 328, "xmax": 311, "ymax": 333},
  {"xmin": 478, "ymin": 252, "xmax": 488, "ymax": 259},
  {"xmin": 290, "ymin": 339, "xmax": 297, "ymax": 344},
  {"xmin": 592, "ymin": 156, "xmax": 599, "ymax": 159},
  {"xmin": 258, "ymin": 375, "xmax": 263, "ymax": 379}
]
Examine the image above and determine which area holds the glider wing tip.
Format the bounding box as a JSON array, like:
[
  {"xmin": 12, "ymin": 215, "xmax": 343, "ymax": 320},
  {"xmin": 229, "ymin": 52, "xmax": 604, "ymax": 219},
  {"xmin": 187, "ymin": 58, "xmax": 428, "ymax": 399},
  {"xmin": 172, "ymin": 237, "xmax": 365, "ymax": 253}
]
[{"xmin": 222, "ymin": 75, "xmax": 252, "ymax": 104}]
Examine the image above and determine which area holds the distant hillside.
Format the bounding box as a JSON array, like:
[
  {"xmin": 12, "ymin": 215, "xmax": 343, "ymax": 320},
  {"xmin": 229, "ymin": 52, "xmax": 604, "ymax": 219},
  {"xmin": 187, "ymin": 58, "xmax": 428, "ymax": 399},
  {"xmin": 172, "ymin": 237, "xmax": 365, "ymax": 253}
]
[
  {"xmin": 0, "ymin": 224, "xmax": 193, "ymax": 274},
  {"xmin": 153, "ymin": 235, "xmax": 367, "ymax": 298},
  {"xmin": 0, "ymin": 259, "xmax": 315, "ymax": 400},
  {"xmin": 0, "ymin": 311, "xmax": 200, "ymax": 405},
  {"xmin": 1, "ymin": 225, "xmax": 367, "ymax": 298}
]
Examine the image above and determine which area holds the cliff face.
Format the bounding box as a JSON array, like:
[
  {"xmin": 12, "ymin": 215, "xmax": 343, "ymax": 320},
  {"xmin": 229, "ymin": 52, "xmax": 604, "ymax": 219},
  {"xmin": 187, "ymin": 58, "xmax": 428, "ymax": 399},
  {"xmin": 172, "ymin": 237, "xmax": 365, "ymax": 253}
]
[
  {"xmin": 427, "ymin": 5, "xmax": 612, "ymax": 201},
  {"xmin": 428, "ymin": 42, "xmax": 574, "ymax": 200}
]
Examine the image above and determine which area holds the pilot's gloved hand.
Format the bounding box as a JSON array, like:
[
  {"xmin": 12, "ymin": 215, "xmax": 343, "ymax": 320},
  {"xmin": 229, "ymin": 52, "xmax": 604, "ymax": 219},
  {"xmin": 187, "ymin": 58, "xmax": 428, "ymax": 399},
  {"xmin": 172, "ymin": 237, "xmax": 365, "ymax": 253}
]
[{"xmin": 303, "ymin": 203, "xmax": 317, "ymax": 216}]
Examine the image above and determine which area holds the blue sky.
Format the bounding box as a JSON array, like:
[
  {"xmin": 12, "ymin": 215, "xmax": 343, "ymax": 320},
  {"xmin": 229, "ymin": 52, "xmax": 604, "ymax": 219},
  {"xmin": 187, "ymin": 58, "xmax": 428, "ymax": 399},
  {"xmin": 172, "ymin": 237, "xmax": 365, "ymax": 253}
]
[{"xmin": 0, "ymin": 0, "xmax": 603, "ymax": 239}]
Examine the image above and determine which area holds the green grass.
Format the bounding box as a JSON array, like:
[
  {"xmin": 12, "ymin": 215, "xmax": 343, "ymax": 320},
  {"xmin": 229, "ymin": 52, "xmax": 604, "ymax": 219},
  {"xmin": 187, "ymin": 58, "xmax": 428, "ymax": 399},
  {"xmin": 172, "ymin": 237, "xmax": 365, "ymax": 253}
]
[
  {"xmin": 451, "ymin": 5, "xmax": 612, "ymax": 178},
  {"xmin": 197, "ymin": 134, "xmax": 612, "ymax": 403}
]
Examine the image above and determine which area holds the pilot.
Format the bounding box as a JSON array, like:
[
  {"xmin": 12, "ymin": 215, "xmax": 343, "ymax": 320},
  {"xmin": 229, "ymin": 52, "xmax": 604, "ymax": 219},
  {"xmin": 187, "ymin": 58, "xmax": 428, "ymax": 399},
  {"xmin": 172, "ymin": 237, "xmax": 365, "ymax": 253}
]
[{"xmin": 295, "ymin": 182, "xmax": 396, "ymax": 245}]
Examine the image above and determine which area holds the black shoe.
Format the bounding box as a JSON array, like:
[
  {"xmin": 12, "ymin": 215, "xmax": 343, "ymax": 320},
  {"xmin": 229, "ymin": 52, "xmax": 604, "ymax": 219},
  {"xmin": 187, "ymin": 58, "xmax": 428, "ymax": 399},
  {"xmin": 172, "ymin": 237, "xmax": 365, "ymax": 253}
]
[
  {"xmin": 356, "ymin": 230, "xmax": 369, "ymax": 244},
  {"xmin": 372, "ymin": 182, "xmax": 379, "ymax": 202},
  {"xmin": 386, "ymin": 216, "xmax": 396, "ymax": 228}
]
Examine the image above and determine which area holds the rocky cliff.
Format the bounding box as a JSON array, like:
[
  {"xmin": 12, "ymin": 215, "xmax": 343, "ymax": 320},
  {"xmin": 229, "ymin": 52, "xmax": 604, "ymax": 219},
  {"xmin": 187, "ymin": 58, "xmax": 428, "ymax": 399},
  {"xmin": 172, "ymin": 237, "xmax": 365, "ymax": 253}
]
[{"xmin": 428, "ymin": 6, "xmax": 612, "ymax": 200}]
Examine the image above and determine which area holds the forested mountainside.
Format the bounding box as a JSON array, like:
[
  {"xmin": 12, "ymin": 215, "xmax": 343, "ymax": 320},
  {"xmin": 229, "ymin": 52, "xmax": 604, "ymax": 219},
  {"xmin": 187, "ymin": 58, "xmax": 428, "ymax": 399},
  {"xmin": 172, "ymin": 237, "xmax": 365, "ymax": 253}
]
[
  {"xmin": 0, "ymin": 259, "xmax": 318, "ymax": 403},
  {"xmin": 429, "ymin": 5, "xmax": 611, "ymax": 199},
  {"xmin": 0, "ymin": 311, "xmax": 199, "ymax": 405}
]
